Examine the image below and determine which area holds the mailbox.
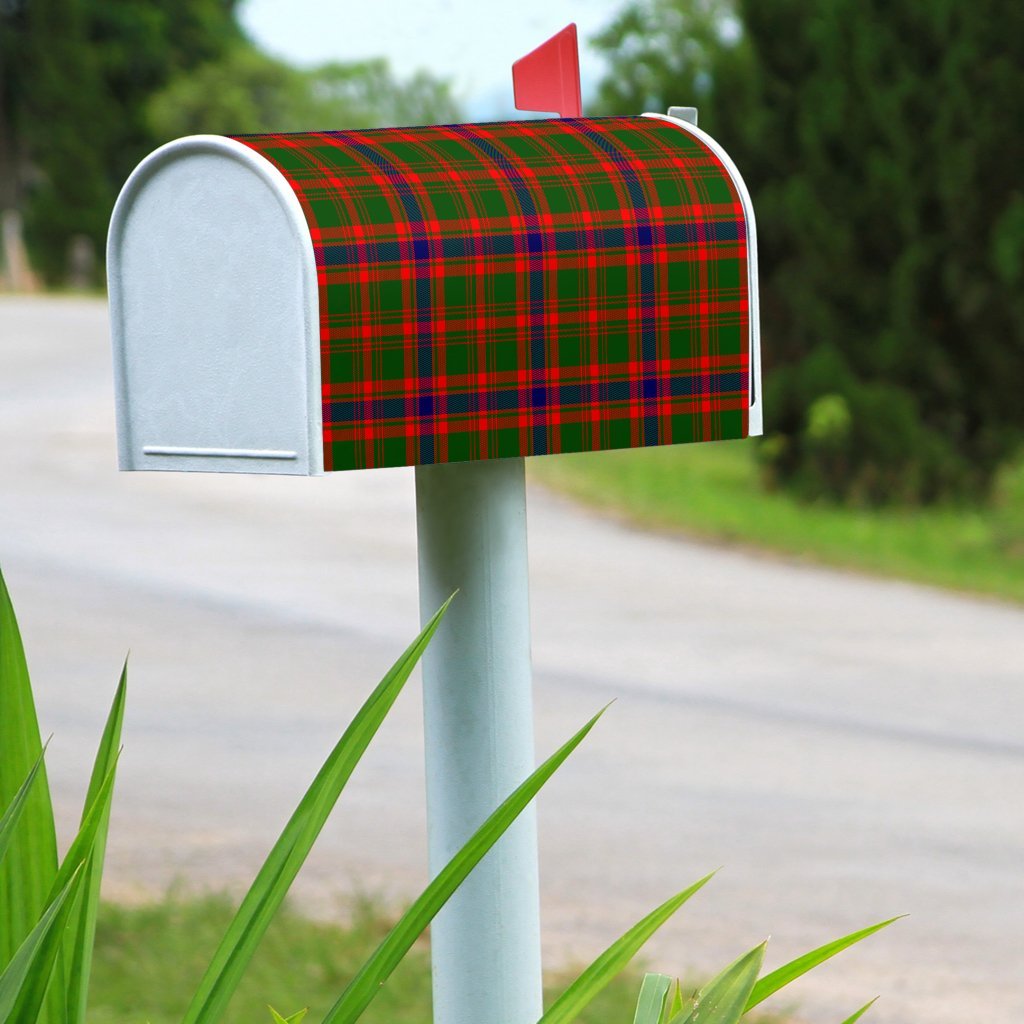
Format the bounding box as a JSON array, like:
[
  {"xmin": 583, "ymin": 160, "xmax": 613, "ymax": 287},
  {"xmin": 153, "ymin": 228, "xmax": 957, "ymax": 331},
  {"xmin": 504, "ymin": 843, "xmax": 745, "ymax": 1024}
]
[{"xmin": 108, "ymin": 112, "xmax": 760, "ymax": 475}]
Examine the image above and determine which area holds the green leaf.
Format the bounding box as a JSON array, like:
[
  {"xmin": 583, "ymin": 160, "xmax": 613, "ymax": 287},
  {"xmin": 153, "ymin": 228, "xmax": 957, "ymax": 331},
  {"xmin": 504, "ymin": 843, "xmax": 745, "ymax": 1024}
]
[
  {"xmin": 66, "ymin": 663, "xmax": 127, "ymax": 1024},
  {"xmin": 0, "ymin": 568, "xmax": 59, "ymax": 996},
  {"xmin": 539, "ymin": 873, "xmax": 714, "ymax": 1024},
  {"xmin": 12, "ymin": 761, "xmax": 119, "ymax": 1023},
  {"xmin": 182, "ymin": 597, "xmax": 454, "ymax": 1024},
  {"xmin": 0, "ymin": 750, "xmax": 46, "ymax": 870},
  {"xmin": 670, "ymin": 943, "xmax": 765, "ymax": 1024},
  {"xmin": 633, "ymin": 974, "xmax": 671, "ymax": 1024},
  {"xmin": 745, "ymin": 918, "xmax": 902, "ymax": 1011},
  {"xmin": 268, "ymin": 1008, "xmax": 308, "ymax": 1024},
  {"xmin": 0, "ymin": 867, "xmax": 85, "ymax": 1024},
  {"xmin": 321, "ymin": 708, "xmax": 607, "ymax": 1024},
  {"xmin": 666, "ymin": 980, "xmax": 684, "ymax": 1021},
  {"xmin": 839, "ymin": 997, "xmax": 878, "ymax": 1024}
]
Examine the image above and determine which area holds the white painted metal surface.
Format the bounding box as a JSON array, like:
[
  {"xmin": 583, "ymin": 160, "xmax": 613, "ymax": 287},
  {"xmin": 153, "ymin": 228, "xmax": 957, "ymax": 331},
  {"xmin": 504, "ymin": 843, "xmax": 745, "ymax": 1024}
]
[
  {"xmin": 415, "ymin": 457, "xmax": 542, "ymax": 1024},
  {"xmin": 107, "ymin": 135, "xmax": 322, "ymax": 476},
  {"xmin": 647, "ymin": 111, "xmax": 763, "ymax": 437}
]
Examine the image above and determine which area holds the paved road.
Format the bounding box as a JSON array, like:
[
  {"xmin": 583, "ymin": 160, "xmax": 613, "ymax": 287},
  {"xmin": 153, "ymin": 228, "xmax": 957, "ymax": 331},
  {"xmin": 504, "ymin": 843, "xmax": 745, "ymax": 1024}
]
[{"xmin": 1, "ymin": 296, "xmax": 1022, "ymax": 1023}]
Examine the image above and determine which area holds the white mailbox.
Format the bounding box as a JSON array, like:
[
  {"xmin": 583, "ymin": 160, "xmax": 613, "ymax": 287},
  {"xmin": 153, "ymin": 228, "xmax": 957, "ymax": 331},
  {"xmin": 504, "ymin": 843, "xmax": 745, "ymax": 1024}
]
[{"xmin": 109, "ymin": 115, "xmax": 759, "ymax": 477}]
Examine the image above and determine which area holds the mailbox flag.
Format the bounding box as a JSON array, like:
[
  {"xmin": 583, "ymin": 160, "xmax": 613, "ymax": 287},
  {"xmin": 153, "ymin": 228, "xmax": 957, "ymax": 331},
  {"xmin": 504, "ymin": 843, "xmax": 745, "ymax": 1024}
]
[{"xmin": 512, "ymin": 24, "xmax": 583, "ymax": 118}]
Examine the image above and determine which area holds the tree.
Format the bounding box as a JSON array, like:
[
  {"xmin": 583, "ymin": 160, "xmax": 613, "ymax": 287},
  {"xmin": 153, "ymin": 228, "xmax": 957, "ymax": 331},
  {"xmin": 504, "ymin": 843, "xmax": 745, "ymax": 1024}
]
[
  {"xmin": 593, "ymin": 0, "xmax": 1024, "ymax": 503},
  {"xmin": 1, "ymin": 0, "xmax": 242, "ymax": 284},
  {"xmin": 1, "ymin": 1, "xmax": 462, "ymax": 286},
  {"xmin": 146, "ymin": 46, "xmax": 464, "ymax": 140}
]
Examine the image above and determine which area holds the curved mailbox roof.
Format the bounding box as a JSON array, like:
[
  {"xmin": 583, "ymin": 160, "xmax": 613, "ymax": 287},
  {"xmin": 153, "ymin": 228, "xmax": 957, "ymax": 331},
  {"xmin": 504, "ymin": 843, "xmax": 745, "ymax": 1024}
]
[
  {"xmin": 237, "ymin": 115, "xmax": 757, "ymax": 471},
  {"xmin": 109, "ymin": 114, "xmax": 759, "ymax": 475}
]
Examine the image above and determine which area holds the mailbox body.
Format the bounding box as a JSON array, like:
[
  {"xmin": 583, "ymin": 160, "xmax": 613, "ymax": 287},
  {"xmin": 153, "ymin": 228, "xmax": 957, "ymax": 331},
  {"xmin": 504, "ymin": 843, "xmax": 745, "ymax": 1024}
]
[{"xmin": 108, "ymin": 114, "xmax": 760, "ymax": 476}]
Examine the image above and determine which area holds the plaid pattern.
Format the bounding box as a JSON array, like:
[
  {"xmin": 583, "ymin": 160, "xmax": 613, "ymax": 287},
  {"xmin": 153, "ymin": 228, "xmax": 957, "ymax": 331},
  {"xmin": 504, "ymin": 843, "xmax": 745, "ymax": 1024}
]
[{"xmin": 234, "ymin": 117, "xmax": 751, "ymax": 471}]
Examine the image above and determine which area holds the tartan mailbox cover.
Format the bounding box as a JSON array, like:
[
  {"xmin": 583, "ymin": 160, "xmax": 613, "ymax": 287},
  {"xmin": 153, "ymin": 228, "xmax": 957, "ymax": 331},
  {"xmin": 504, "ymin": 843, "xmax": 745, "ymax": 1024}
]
[{"xmin": 108, "ymin": 113, "xmax": 760, "ymax": 476}]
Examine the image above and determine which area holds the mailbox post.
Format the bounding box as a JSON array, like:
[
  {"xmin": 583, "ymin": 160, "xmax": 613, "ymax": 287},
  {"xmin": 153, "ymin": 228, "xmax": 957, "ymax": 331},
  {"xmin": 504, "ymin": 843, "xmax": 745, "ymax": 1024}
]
[
  {"xmin": 107, "ymin": 25, "xmax": 760, "ymax": 1024},
  {"xmin": 417, "ymin": 458, "xmax": 540, "ymax": 1023}
]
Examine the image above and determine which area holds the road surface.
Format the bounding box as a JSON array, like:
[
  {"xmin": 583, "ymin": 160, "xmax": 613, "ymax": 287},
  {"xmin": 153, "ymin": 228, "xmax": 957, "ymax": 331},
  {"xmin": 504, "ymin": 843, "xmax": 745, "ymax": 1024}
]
[{"xmin": 1, "ymin": 297, "xmax": 1022, "ymax": 1022}]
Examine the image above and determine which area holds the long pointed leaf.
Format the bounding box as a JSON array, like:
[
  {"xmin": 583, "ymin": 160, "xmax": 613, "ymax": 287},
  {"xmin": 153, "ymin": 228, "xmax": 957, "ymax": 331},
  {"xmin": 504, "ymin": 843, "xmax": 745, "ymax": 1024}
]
[
  {"xmin": 633, "ymin": 974, "xmax": 671, "ymax": 1024},
  {"xmin": 540, "ymin": 873, "xmax": 715, "ymax": 1024},
  {"xmin": 745, "ymin": 918, "xmax": 902, "ymax": 1012},
  {"xmin": 66, "ymin": 663, "xmax": 127, "ymax": 1024},
  {"xmin": 12, "ymin": 762, "xmax": 118, "ymax": 1022},
  {"xmin": 840, "ymin": 997, "xmax": 878, "ymax": 1023},
  {"xmin": 321, "ymin": 708, "xmax": 607, "ymax": 1024},
  {"xmin": 0, "ymin": 750, "xmax": 46, "ymax": 869},
  {"xmin": 666, "ymin": 980, "xmax": 684, "ymax": 1021},
  {"xmin": 0, "ymin": 568, "xmax": 59, "ymax": 1005},
  {"xmin": 269, "ymin": 1009, "xmax": 308, "ymax": 1024},
  {"xmin": 0, "ymin": 868, "xmax": 84, "ymax": 1024},
  {"xmin": 670, "ymin": 943, "xmax": 765, "ymax": 1024},
  {"xmin": 183, "ymin": 597, "xmax": 453, "ymax": 1024}
]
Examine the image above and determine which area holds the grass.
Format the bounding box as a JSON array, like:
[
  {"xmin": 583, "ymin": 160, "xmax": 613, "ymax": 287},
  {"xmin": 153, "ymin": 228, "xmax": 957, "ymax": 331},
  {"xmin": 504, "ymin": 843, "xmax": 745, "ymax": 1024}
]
[
  {"xmin": 530, "ymin": 442, "xmax": 1024, "ymax": 604},
  {"xmin": 86, "ymin": 895, "xmax": 646, "ymax": 1024}
]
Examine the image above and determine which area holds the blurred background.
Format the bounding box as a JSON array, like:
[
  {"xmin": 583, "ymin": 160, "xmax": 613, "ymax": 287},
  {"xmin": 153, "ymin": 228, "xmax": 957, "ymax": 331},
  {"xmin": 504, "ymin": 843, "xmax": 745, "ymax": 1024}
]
[
  {"xmin": 3, "ymin": 0, "xmax": 1024, "ymax": 561},
  {"xmin": 1, "ymin": 2, "xmax": 1023, "ymax": 1023}
]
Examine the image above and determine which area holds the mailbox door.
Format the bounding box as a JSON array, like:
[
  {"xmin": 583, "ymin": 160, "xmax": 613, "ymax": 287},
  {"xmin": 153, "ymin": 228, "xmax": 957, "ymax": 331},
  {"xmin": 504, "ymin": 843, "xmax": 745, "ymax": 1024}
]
[{"xmin": 108, "ymin": 136, "xmax": 322, "ymax": 475}]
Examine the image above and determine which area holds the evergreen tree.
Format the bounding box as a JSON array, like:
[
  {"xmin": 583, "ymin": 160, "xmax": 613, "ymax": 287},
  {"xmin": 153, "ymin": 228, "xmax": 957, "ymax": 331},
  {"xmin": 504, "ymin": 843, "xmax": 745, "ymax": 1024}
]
[
  {"xmin": 1, "ymin": 1, "xmax": 462, "ymax": 287},
  {"xmin": 1, "ymin": 0, "xmax": 241, "ymax": 284},
  {"xmin": 594, "ymin": 0, "xmax": 1024, "ymax": 503}
]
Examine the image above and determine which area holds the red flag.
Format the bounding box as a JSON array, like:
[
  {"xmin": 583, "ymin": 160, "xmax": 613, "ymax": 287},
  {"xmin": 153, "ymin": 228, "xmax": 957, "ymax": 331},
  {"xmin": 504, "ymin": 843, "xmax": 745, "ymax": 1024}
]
[{"xmin": 512, "ymin": 24, "xmax": 583, "ymax": 118}]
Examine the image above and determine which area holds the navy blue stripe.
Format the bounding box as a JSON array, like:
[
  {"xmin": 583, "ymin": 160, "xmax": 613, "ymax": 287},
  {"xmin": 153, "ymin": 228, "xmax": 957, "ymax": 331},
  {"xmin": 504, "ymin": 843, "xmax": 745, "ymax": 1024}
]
[
  {"xmin": 328, "ymin": 372, "xmax": 746, "ymax": 424},
  {"xmin": 574, "ymin": 124, "xmax": 663, "ymax": 445},
  {"xmin": 447, "ymin": 125, "xmax": 549, "ymax": 454},
  {"xmin": 340, "ymin": 138, "xmax": 435, "ymax": 463}
]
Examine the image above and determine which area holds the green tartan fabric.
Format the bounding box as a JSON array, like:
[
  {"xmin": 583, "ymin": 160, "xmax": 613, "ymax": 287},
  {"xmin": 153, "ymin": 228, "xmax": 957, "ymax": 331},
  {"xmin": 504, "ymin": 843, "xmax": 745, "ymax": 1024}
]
[{"xmin": 234, "ymin": 116, "xmax": 752, "ymax": 471}]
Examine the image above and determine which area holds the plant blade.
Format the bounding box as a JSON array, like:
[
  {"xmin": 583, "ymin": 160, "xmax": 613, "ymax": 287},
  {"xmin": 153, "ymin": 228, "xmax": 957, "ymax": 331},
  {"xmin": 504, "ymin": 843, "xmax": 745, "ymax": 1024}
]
[
  {"xmin": 671, "ymin": 943, "xmax": 765, "ymax": 1024},
  {"xmin": 182, "ymin": 598, "xmax": 453, "ymax": 1024},
  {"xmin": 0, "ymin": 868, "xmax": 84, "ymax": 1024},
  {"xmin": 633, "ymin": 973, "xmax": 672, "ymax": 1024},
  {"xmin": 745, "ymin": 918, "xmax": 902, "ymax": 1011},
  {"xmin": 840, "ymin": 997, "xmax": 878, "ymax": 1023},
  {"xmin": 0, "ymin": 750, "xmax": 46, "ymax": 870},
  {"xmin": 66, "ymin": 662, "xmax": 128, "ymax": 1024},
  {"xmin": 0, "ymin": 568, "xmax": 59, "ymax": 987},
  {"xmin": 666, "ymin": 980, "xmax": 684, "ymax": 1021},
  {"xmin": 321, "ymin": 709, "xmax": 606, "ymax": 1024},
  {"xmin": 539, "ymin": 873, "xmax": 714, "ymax": 1024},
  {"xmin": 269, "ymin": 1009, "xmax": 308, "ymax": 1024},
  {"xmin": 12, "ymin": 762, "xmax": 119, "ymax": 1023}
]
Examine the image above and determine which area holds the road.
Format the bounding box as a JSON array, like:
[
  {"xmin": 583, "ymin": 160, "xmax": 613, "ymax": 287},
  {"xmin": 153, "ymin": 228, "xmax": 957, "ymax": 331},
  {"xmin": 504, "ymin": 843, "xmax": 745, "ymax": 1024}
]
[{"xmin": 1, "ymin": 296, "xmax": 1022, "ymax": 1022}]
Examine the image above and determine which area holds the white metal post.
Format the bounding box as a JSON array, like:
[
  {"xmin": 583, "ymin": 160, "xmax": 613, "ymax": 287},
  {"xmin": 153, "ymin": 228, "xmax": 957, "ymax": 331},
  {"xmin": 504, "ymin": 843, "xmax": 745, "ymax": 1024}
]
[{"xmin": 415, "ymin": 456, "xmax": 542, "ymax": 1024}]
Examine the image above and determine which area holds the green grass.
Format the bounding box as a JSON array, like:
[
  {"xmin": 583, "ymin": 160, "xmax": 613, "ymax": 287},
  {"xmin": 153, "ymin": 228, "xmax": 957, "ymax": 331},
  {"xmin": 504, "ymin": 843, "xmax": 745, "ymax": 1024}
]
[
  {"xmin": 85, "ymin": 895, "xmax": 646, "ymax": 1024},
  {"xmin": 530, "ymin": 443, "xmax": 1024, "ymax": 604}
]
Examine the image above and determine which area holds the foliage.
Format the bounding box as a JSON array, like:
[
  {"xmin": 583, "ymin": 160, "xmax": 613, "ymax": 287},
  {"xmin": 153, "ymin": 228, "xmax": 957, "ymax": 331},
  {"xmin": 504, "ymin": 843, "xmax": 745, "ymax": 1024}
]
[
  {"xmin": 85, "ymin": 894, "xmax": 649, "ymax": 1024},
  {"xmin": 0, "ymin": 566, "xmax": 123, "ymax": 1024},
  {"xmin": 146, "ymin": 44, "xmax": 463, "ymax": 140},
  {"xmin": 0, "ymin": 1, "xmax": 462, "ymax": 287},
  {"xmin": 626, "ymin": 923, "xmax": 891, "ymax": 1024},
  {"xmin": 535, "ymin": 892, "xmax": 895, "ymax": 1024},
  {"xmin": 1, "ymin": 561, "xmax": 899, "ymax": 1022},
  {"xmin": 592, "ymin": 0, "xmax": 1024, "ymax": 504},
  {"xmin": 0, "ymin": 569, "xmax": 597, "ymax": 1023},
  {"xmin": 991, "ymin": 451, "xmax": 1024, "ymax": 558},
  {"xmin": 0, "ymin": 0, "xmax": 243, "ymax": 284},
  {"xmin": 85, "ymin": 893, "xmax": 890, "ymax": 1024}
]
